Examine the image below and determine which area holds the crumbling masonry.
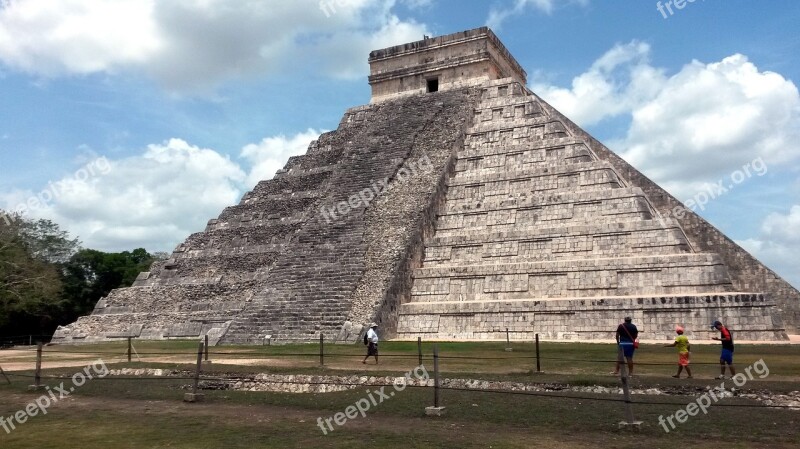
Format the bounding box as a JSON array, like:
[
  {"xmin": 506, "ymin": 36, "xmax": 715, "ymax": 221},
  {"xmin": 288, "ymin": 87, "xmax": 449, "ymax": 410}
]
[{"xmin": 54, "ymin": 27, "xmax": 797, "ymax": 344}]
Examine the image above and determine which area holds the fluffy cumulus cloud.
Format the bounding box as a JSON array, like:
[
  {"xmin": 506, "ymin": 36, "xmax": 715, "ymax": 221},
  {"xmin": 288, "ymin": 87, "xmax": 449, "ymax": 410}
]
[
  {"xmin": 18, "ymin": 139, "xmax": 246, "ymax": 251},
  {"xmin": 739, "ymin": 205, "xmax": 800, "ymax": 288},
  {"xmin": 619, "ymin": 55, "xmax": 800, "ymax": 198},
  {"xmin": 534, "ymin": 42, "xmax": 800, "ymax": 199},
  {"xmin": 487, "ymin": 0, "xmax": 590, "ymax": 29},
  {"xmin": 532, "ymin": 41, "xmax": 666, "ymax": 126},
  {"xmin": 0, "ymin": 130, "xmax": 324, "ymax": 252},
  {"xmin": 0, "ymin": 0, "xmax": 428, "ymax": 90},
  {"xmin": 241, "ymin": 128, "xmax": 322, "ymax": 187}
]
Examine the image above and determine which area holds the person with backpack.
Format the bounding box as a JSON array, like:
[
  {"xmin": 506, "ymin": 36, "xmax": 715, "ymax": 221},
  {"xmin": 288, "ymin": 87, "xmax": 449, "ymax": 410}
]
[
  {"xmin": 362, "ymin": 323, "xmax": 379, "ymax": 365},
  {"xmin": 614, "ymin": 316, "xmax": 638, "ymax": 376}
]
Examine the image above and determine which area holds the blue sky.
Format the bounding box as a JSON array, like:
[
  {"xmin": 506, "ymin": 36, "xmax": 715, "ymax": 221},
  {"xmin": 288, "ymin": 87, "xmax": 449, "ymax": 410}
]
[{"xmin": 0, "ymin": 0, "xmax": 798, "ymax": 288}]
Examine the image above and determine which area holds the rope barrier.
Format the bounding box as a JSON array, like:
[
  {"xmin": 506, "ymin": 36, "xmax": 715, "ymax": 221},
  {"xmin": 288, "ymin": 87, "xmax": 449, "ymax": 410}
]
[
  {"xmin": 3, "ymin": 371, "xmax": 797, "ymax": 410},
  {"xmin": 6, "ymin": 348, "xmax": 750, "ymax": 366}
]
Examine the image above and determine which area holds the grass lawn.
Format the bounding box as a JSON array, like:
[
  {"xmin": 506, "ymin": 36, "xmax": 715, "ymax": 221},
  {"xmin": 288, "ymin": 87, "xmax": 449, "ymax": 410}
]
[{"xmin": 0, "ymin": 340, "xmax": 798, "ymax": 448}]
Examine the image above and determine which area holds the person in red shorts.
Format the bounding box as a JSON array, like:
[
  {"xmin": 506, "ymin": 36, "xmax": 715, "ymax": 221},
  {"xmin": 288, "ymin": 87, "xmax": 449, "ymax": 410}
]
[{"xmin": 664, "ymin": 325, "xmax": 692, "ymax": 378}]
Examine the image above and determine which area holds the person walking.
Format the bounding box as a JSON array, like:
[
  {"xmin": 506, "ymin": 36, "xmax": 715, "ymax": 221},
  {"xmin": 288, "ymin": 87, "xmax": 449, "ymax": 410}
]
[
  {"xmin": 664, "ymin": 325, "xmax": 692, "ymax": 378},
  {"xmin": 614, "ymin": 316, "xmax": 638, "ymax": 376},
  {"xmin": 711, "ymin": 320, "xmax": 736, "ymax": 379},
  {"xmin": 362, "ymin": 323, "xmax": 379, "ymax": 365}
]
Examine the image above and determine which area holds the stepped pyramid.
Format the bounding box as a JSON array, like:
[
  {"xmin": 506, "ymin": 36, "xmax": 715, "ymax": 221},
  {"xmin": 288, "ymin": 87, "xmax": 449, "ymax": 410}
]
[{"xmin": 54, "ymin": 27, "xmax": 797, "ymax": 344}]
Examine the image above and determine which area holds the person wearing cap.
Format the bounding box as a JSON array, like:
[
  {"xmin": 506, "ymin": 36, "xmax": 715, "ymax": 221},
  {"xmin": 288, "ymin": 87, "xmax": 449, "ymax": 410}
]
[
  {"xmin": 711, "ymin": 320, "xmax": 736, "ymax": 379},
  {"xmin": 664, "ymin": 325, "xmax": 692, "ymax": 378},
  {"xmin": 362, "ymin": 323, "xmax": 379, "ymax": 365},
  {"xmin": 614, "ymin": 316, "xmax": 638, "ymax": 376}
]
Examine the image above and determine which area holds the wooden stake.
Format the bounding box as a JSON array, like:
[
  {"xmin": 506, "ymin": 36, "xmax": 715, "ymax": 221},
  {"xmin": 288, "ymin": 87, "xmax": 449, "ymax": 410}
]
[
  {"xmin": 617, "ymin": 345, "xmax": 641, "ymax": 429},
  {"xmin": 319, "ymin": 334, "xmax": 324, "ymax": 367},
  {"xmin": 184, "ymin": 341, "xmax": 205, "ymax": 402}
]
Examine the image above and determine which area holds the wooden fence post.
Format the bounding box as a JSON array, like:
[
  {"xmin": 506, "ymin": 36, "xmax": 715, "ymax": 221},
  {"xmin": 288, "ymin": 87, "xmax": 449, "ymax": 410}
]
[
  {"xmin": 319, "ymin": 334, "xmax": 324, "ymax": 367},
  {"xmin": 184, "ymin": 341, "xmax": 205, "ymax": 402},
  {"xmin": 617, "ymin": 345, "xmax": 641, "ymax": 429},
  {"xmin": 425, "ymin": 344, "xmax": 445, "ymax": 416},
  {"xmin": 417, "ymin": 337, "xmax": 423, "ymax": 367},
  {"xmin": 28, "ymin": 342, "xmax": 45, "ymax": 391}
]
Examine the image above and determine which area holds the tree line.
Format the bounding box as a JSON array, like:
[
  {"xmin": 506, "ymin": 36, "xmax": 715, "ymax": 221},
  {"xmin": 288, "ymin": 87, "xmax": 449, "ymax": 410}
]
[{"xmin": 0, "ymin": 212, "xmax": 165, "ymax": 339}]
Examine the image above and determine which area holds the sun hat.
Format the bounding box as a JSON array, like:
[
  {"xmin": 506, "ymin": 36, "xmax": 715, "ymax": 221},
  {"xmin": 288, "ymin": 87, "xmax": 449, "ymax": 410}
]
[{"xmin": 370, "ymin": 323, "xmax": 378, "ymax": 328}]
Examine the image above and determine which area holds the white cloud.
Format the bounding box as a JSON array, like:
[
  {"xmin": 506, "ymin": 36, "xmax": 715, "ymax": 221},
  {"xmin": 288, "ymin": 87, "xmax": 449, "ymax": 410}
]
[
  {"xmin": 0, "ymin": 0, "xmax": 161, "ymax": 75},
  {"xmin": 532, "ymin": 41, "xmax": 665, "ymax": 126},
  {"xmin": 619, "ymin": 55, "xmax": 800, "ymax": 198},
  {"xmin": 534, "ymin": 43, "xmax": 800, "ymax": 200},
  {"xmin": 738, "ymin": 205, "xmax": 800, "ymax": 289},
  {"xmin": 1, "ymin": 139, "xmax": 245, "ymax": 252},
  {"xmin": 0, "ymin": 0, "xmax": 428, "ymax": 91},
  {"xmin": 241, "ymin": 129, "xmax": 322, "ymax": 187},
  {"xmin": 487, "ymin": 0, "xmax": 589, "ymax": 29},
  {"xmin": 0, "ymin": 129, "xmax": 329, "ymax": 252},
  {"xmin": 401, "ymin": 0, "xmax": 434, "ymax": 8}
]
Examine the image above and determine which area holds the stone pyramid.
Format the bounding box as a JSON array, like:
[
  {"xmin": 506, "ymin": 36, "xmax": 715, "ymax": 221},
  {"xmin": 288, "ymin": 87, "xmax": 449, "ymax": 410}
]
[{"xmin": 54, "ymin": 27, "xmax": 797, "ymax": 344}]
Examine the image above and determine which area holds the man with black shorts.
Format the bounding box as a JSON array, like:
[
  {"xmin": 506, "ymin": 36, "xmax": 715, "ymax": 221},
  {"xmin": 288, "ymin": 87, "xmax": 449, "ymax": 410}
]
[
  {"xmin": 614, "ymin": 316, "xmax": 638, "ymax": 376},
  {"xmin": 712, "ymin": 320, "xmax": 736, "ymax": 379}
]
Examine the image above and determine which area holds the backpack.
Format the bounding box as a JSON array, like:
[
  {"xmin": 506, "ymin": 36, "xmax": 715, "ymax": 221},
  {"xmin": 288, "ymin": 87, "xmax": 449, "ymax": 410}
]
[{"xmin": 363, "ymin": 332, "xmax": 369, "ymax": 345}]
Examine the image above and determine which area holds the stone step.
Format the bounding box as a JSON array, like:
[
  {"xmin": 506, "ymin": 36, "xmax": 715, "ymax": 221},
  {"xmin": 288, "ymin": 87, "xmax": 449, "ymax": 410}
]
[
  {"xmin": 446, "ymin": 163, "xmax": 624, "ymax": 202},
  {"xmin": 440, "ymin": 186, "xmax": 650, "ymax": 216},
  {"xmin": 395, "ymin": 292, "xmax": 782, "ymax": 341},
  {"xmin": 454, "ymin": 142, "xmax": 593, "ymax": 173},
  {"xmin": 424, "ymin": 219, "xmax": 691, "ymax": 265},
  {"xmin": 410, "ymin": 253, "xmax": 734, "ymax": 301}
]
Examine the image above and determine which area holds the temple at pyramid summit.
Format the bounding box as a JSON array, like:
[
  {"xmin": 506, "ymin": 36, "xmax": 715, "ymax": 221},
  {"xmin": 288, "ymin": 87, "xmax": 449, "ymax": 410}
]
[{"xmin": 54, "ymin": 27, "xmax": 799, "ymax": 345}]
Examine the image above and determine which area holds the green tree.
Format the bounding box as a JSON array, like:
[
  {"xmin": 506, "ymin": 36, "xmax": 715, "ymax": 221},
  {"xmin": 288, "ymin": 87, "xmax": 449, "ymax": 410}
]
[
  {"xmin": 19, "ymin": 218, "xmax": 80, "ymax": 263},
  {"xmin": 60, "ymin": 248, "xmax": 160, "ymax": 320},
  {"xmin": 0, "ymin": 211, "xmax": 161, "ymax": 339},
  {"xmin": 0, "ymin": 214, "xmax": 64, "ymax": 336}
]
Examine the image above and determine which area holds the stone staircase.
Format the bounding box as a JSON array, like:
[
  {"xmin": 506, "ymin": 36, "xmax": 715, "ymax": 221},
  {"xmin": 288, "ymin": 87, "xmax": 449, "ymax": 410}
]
[{"xmin": 219, "ymin": 89, "xmax": 480, "ymax": 344}]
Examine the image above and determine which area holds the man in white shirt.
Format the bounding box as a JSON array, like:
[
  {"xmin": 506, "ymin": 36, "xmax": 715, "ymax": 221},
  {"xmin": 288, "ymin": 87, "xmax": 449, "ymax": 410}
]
[{"xmin": 362, "ymin": 323, "xmax": 379, "ymax": 365}]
